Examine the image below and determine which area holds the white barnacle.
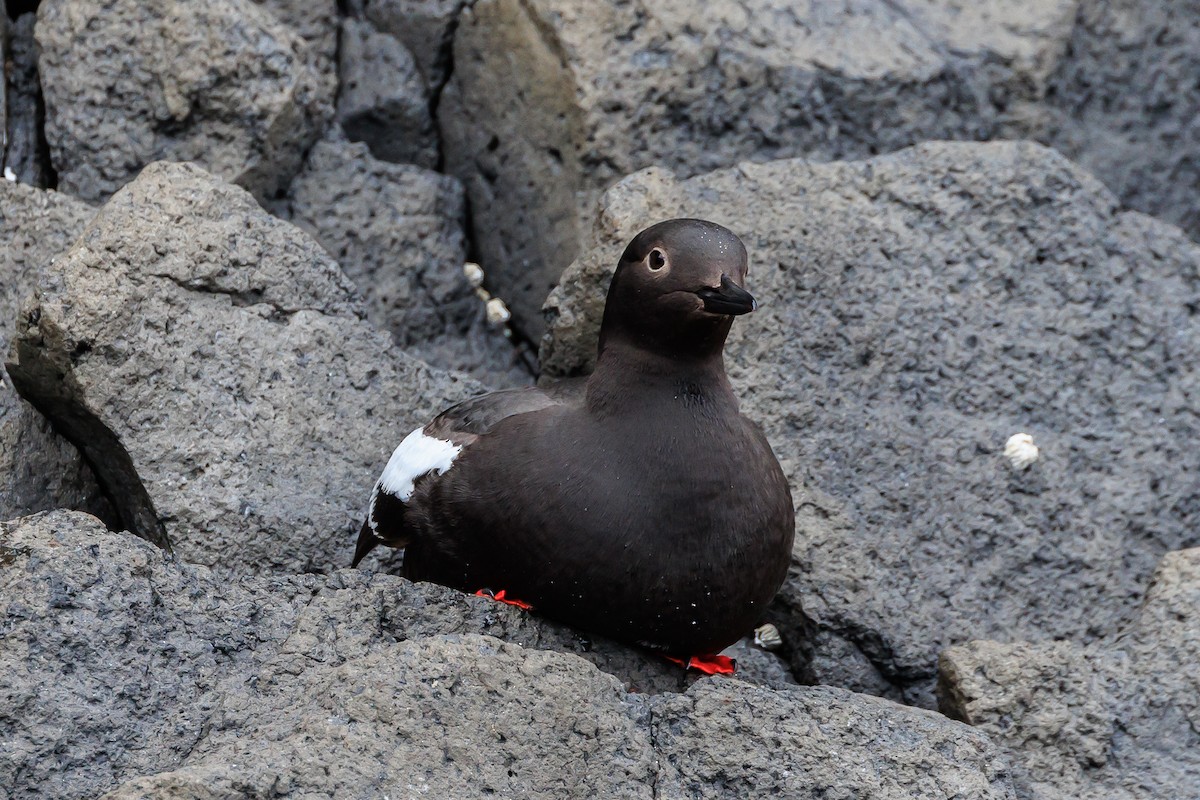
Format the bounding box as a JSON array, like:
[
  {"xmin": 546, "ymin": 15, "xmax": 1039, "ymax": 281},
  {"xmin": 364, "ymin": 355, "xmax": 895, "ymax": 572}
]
[
  {"xmin": 1004, "ymin": 433, "xmax": 1039, "ymax": 470},
  {"xmin": 377, "ymin": 427, "xmax": 463, "ymax": 503},
  {"xmin": 485, "ymin": 297, "xmax": 511, "ymax": 325},
  {"xmin": 463, "ymin": 262, "xmax": 485, "ymax": 288},
  {"xmin": 753, "ymin": 623, "xmax": 782, "ymax": 651}
]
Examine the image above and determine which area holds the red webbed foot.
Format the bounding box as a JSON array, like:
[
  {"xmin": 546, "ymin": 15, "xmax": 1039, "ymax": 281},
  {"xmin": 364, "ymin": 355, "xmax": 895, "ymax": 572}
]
[
  {"xmin": 664, "ymin": 653, "xmax": 737, "ymax": 675},
  {"xmin": 474, "ymin": 588, "xmax": 533, "ymax": 610}
]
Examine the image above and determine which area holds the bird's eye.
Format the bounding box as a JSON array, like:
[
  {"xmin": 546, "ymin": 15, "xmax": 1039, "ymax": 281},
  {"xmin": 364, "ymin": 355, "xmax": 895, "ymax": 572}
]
[{"xmin": 648, "ymin": 249, "xmax": 667, "ymax": 271}]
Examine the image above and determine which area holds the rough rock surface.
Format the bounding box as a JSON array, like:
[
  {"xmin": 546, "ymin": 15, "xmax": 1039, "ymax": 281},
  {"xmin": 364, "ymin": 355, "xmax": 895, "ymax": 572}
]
[
  {"xmin": 940, "ymin": 547, "xmax": 1200, "ymax": 799},
  {"xmin": 541, "ymin": 141, "xmax": 1200, "ymax": 705},
  {"xmin": 36, "ymin": 0, "xmax": 332, "ymax": 204},
  {"xmin": 439, "ymin": 0, "xmax": 1080, "ymax": 337},
  {"xmin": 253, "ymin": 0, "xmax": 339, "ymax": 75},
  {"xmin": 1039, "ymin": 0, "xmax": 1200, "ymax": 240},
  {"xmin": 0, "ymin": 511, "xmax": 1016, "ymax": 799},
  {"xmin": 5, "ymin": 161, "xmax": 483, "ymax": 573},
  {"xmin": 286, "ymin": 135, "xmax": 532, "ymax": 387},
  {"xmin": 2, "ymin": 14, "xmax": 51, "ymax": 187},
  {"xmin": 338, "ymin": 17, "xmax": 439, "ymax": 168},
  {"xmin": 356, "ymin": 0, "xmax": 469, "ymax": 91},
  {"xmin": 0, "ymin": 181, "xmax": 110, "ymax": 523},
  {"xmin": 441, "ymin": 0, "xmax": 1200, "ymax": 338}
]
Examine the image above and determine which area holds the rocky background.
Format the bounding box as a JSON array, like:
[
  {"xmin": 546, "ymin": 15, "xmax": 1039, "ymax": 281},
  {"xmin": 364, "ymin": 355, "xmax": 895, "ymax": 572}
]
[{"xmin": 1, "ymin": 1, "xmax": 1197, "ymax": 798}]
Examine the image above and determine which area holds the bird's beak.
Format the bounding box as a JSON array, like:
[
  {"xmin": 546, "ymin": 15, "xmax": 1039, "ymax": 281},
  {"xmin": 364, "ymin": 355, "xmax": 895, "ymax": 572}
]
[{"xmin": 696, "ymin": 274, "xmax": 757, "ymax": 315}]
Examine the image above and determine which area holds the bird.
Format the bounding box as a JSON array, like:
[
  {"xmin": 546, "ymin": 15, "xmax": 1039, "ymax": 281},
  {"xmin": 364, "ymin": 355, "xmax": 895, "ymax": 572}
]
[{"xmin": 353, "ymin": 218, "xmax": 795, "ymax": 659}]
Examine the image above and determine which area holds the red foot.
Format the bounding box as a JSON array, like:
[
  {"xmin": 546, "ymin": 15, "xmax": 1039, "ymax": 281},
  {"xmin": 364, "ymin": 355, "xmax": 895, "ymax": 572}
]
[
  {"xmin": 665, "ymin": 654, "xmax": 737, "ymax": 675},
  {"xmin": 474, "ymin": 588, "xmax": 533, "ymax": 610}
]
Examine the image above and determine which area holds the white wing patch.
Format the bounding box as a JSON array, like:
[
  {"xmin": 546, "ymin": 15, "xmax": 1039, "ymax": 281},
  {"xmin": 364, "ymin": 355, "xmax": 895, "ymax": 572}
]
[
  {"xmin": 375, "ymin": 425, "xmax": 463, "ymax": 501},
  {"xmin": 367, "ymin": 426, "xmax": 463, "ymax": 534}
]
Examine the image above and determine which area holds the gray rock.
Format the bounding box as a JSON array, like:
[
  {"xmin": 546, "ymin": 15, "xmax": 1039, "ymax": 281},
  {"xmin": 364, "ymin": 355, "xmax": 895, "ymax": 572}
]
[
  {"xmin": 939, "ymin": 547, "xmax": 1200, "ymax": 799},
  {"xmin": 540, "ymin": 141, "xmax": 1200, "ymax": 704},
  {"xmin": 338, "ymin": 17, "xmax": 439, "ymax": 168},
  {"xmin": 0, "ymin": 181, "xmax": 110, "ymax": 523},
  {"xmin": 36, "ymin": 0, "xmax": 332, "ymax": 204},
  {"xmin": 1, "ymin": 511, "xmax": 1013, "ymax": 799},
  {"xmin": 441, "ymin": 0, "xmax": 1200, "ymax": 338},
  {"xmin": 1039, "ymin": 0, "xmax": 1200, "ymax": 240},
  {"xmin": 360, "ymin": 0, "xmax": 470, "ymax": 91},
  {"xmin": 287, "ymin": 135, "xmax": 532, "ymax": 387},
  {"xmin": 438, "ymin": 0, "xmax": 1079, "ymax": 338},
  {"xmin": 2, "ymin": 14, "xmax": 50, "ymax": 187},
  {"xmin": 655, "ymin": 681, "xmax": 1014, "ymax": 799},
  {"xmin": 5, "ymin": 161, "xmax": 483, "ymax": 572},
  {"xmin": 252, "ymin": 0, "xmax": 339, "ymax": 73}
]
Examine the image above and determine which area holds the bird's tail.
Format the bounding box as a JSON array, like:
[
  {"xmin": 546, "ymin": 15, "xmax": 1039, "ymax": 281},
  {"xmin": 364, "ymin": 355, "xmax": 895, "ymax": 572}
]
[{"xmin": 351, "ymin": 518, "xmax": 379, "ymax": 568}]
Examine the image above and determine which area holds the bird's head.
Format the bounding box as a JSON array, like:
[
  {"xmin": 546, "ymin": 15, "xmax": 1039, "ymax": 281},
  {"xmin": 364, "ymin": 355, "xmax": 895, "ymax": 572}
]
[{"xmin": 598, "ymin": 219, "xmax": 755, "ymax": 362}]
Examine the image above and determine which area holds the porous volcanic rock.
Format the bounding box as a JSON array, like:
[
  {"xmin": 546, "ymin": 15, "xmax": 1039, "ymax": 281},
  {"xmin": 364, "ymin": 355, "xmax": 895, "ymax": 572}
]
[
  {"xmin": 337, "ymin": 17, "xmax": 439, "ymax": 168},
  {"xmin": 0, "ymin": 181, "xmax": 110, "ymax": 522},
  {"xmin": 541, "ymin": 140, "xmax": 1200, "ymax": 705},
  {"xmin": 36, "ymin": 0, "xmax": 332, "ymax": 204},
  {"xmin": 5, "ymin": 161, "xmax": 483, "ymax": 572},
  {"xmin": 355, "ymin": 0, "xmax": 470, "ymax": 91},
  {"xmin": 0, "ymin": 511, "xmax": 1015, "ymax": 799},
  {"xmin": 286, "ymin": 134, "xmax": 533, "ymax": 386},
  {"xmin": 442, "ymin": 0, "xmax": 1200, "ymax": 338},
  {"xmin": 439, "ymin": 0, "xmax": 1080, "ymax": 337},
  {"xmin": 940, "ymin": 547, "xmax": 1200, "ymax": 799}
]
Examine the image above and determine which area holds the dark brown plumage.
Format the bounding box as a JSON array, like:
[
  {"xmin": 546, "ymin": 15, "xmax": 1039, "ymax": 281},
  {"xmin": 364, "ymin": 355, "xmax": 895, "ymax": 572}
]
[{"xmin": 354, "ymin": 219, "xmax": 794, "ymax": 657}]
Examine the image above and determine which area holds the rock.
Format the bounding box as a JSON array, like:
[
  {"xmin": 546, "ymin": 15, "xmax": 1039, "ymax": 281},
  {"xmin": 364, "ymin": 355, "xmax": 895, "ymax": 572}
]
[
  {"xmin": 438, "ymin": 0, "xmax": 1079, "ymax": 338},
  {"xmin": 1039, "ymin": 0, "xmax": 1200, "ymax": 240},
  {"xmin": 654, "ymin": 681, "xmax": 1014, "ymax": 799},
  {"xmin": 2, "ymin": 14, "xmax": 50, "ymax": 187},
  {"xmin": 541, "ymin": 141, "xmax": 1200, "ymax": 704},
  {"xmin": 4, "ymin": 161, "xmax": 483, "ymax": 572},
  {"xmin": 252, "ymin": 0, "xmax": 339, "ymax": 73},
  {"xmin": 939, "ymin": 547, "xmax": 1200, "ymax": 799},
  {"xmin": 286, "ymin": 135, "xmax": 532, "ymax": 387},
  {"xmin": 35, "ymin": 0, "xmax": 332, "ymax": 205},
  {"xmin": 0, "ymin": 181, "xmax": 111, "ymax": 523},
  {"xmin": 441, "ymin": 0, "xmax": 1200, "ymax": 338},
  {"xmin": 359, "ymin": 0, "xmax": 470, "ymax": 91},
  {"xmin": 338, "ymin": 17, "xmax": 439, "ymax": 168},
  {"xmin": 1, "ymin": 511, "xmax": 1014, "ymax": 799}
]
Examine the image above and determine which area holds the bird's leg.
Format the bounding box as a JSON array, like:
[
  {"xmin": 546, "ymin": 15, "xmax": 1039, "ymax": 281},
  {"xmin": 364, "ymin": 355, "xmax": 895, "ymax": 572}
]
[
  {"xmin": 664, "ymin": 654, "xmax": 737, "ymax": 675},
  {"xmin": 473, "ymin": 588, "xmax": 534, "ymax": 610}
]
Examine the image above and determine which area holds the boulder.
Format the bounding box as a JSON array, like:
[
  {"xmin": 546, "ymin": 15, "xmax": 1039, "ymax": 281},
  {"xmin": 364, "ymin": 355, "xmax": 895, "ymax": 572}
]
[
  {"xmin": 35, "ymin": 0, "xmax": 332, "ymax": 204},
  {"xmin": 252, "ymin": 0, "xmax": 339, "ymax": 74},
  {"xmin": 357, "ymin": 0, "xmax": 470, "ymax": 91},
  {"xmin": 337, "ymin": 17, "xmax": 440, "ymax": 168},
  {"xmin": 441, "ymin": 0, "xmax": 1200, "ymax": 339},
  {"xmin": 655, "ymin": 681, "xmax": 1014, "ymax": 798},
  {"xmin": 0, "ymin": 181, "xmax": 110, "ymax": 523},
  {"xmin": 0, "ymin": 511, "xmax": 1015, "ymax": 799},
  {"xmin": 286, "ymin": 135, "xmax": 533, "ymax": 387},
  {"xmin": 438, "ymin": 0, "xmax": 1079, "ymax": 338},
  {"xmin": 939, "ymin": 547, "xmax": 1200, "ymax": 799},
  {"xmin": 1039, "ymin": 0, "xmax": 1200, "ymax": 240},
  {"xmin": 5, "ymin": 161, "xmax": 483, "ymax": 573},
  {"xmin": 541, "ymin": 141, "xmax": 1200, "ymax": 705}
]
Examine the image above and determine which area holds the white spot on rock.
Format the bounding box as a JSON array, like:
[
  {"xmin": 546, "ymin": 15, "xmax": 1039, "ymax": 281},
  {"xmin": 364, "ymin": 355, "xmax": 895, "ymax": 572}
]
[
  {"xmin": 1004, "ymin": 433, "xmax": 1039, "ymax": 470},
  {"xmin": 3, "ymin": 167, "xmax": 16, "ymax": 182},
  {"xmin": 377, "ymin": 427, "xmax": 463, "ymax": 502}
]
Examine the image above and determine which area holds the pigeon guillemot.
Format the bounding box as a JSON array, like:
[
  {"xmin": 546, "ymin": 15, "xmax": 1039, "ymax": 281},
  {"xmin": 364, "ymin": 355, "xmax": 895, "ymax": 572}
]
[{"xmin": 353, "ymin": 219, "xmax": 795, "ymax": 658}]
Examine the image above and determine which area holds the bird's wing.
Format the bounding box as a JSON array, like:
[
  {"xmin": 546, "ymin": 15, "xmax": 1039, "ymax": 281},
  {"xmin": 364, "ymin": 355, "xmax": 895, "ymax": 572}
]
[
  {"xmin": 425, "ymin": 379, "xmax": 583, "ymax": 440},
  {"xmin": 353, "ymin": 379, "xmax": 586, "ymax": 566}
]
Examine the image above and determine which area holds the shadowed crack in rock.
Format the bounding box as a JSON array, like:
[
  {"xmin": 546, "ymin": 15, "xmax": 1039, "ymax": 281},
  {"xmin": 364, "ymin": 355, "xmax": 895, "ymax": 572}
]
[{"xmin": 5, "ymin": 312, "xmax": 172, "ymax": 553}]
